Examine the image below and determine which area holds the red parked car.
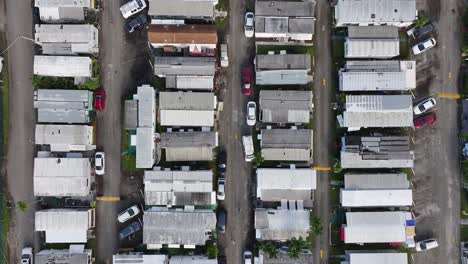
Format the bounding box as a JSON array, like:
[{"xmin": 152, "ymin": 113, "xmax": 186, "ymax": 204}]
[
  {"xmin": 94, "ymin": 89, "xmax": 106, "ymax": 110},
  {"xmin": 241, "ymin": 65, "xmax": 253, "ymax": 96},
  {"xmin": 414, "ymin": 113, "xmax": 436, "ymax": 129}
]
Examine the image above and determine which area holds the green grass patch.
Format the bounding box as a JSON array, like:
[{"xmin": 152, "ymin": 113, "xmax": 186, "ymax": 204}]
[
  {"xmin": 1, "ymin": 57, "xmax": 8, "ymax": 148},
  {"xmin": 330, "ymin": 187, "xmax": 340, "ymax": 207},
  {"xmin": 216, "ymin": 17, "xmax": 228, "ymax": 32},
  {"xmin": 399, "ymin": 32, "xmax": 409, "ymax": 60},
  {"xmin": 462, "ymin": 72, "xmax": 468, "ymax": 98},
  {"xmin": 0, "ymin": 194, "xmax": 10, "ymax": 264},
  {"xmin": 461, "ymin": 225, "xmax": 468, "ymax": 241},
  {"xmin": 121, "ymin": 129, "xmax": 142, "ymax": 173},
  {"xmin": 462, "ymin": 189, "xmax": 468, "ymax": 219},
  {"xmin": 215, "ymin": 0, "xmax": 227, "ymax": 11},
  {"xmin": 332, "ymin": 40, "xmax": 345, "ymax": 64}
]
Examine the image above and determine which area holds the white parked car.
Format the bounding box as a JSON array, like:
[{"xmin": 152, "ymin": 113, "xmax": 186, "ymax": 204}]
[
  {"xmin": 95, "ymin": 152, "xmax": 105, "ymax": 175},
  {"xmin": 244, "ymin": 12, "xmax": 255, "ymax": 38},
  {"xmin": 0, "ymin": 56, "xmax": 4, "ymax": 74},
  {"xmin": 242, "ymin": 136, "xmax": 254, "ymax": 162},
  {"xmin": 220, "ymin": 44, "xmax": 229, "ymax": 68},
  {"xmin": 244, "ymin": 250, "xmax": 253, "ymax": 264},
  {"xmin": 117, "ymin": 205, "xmax": 140, "ymax": 223},
  {"xmin": 217, "ymin": 178, "xmax": 225, "ymax": 200},
  {"xmin": 246, "ymin": 101, "xmax": 256, "ymax": 126},
  {"xmin": 416, "ymin": 238, "xmax": 439, "ymax": 252},
  {"xmin": 21, "ymin": 247, "xmax": 33, "ymax": 264},
  {"xmin": 120, "ymin": 0, "xmax": 147, "ymax": 19},
  {"xmin": 412, "ymin": 38, "xmax": 436, "ymax": 55},
  {"xmin": 413, "ymin": 97, "xmax": 437, "ymax": 115}
]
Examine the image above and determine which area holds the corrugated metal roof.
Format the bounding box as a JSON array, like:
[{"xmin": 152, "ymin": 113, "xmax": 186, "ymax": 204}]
[
  {"xmin": 154, "ymin": 56, "xmax": 216, "ymax": 76},
  {"xmin": 37, "ymin": 109, "xmax": 90, "ymax": 124},
  {"xmin": 339, "ymin": 61, "xmax": 416, "ymax": 91},
  {"xmin": 343, "ymin": 95, "xmax": 413, "ymax": 128},
  {"xmin": 159, "ymin": 92, "xmax": 215, "ymax": 110},
  {"xmin": 161, "ymin": 131, "xmax": 217, "ymax": 147},
  {"xmin": 260, "ymin": 251, "xmax": 313, "ymax": 264},
  {"xmin": 113, "ymin": 254, "xmax": 168, "ymax": 264},
  {"xmin": 136, "ymin": 85, "xmax": 156, "ymax": 128},
  {"xmin": 35, "ymin": 209, "xmax": 91, "ymax": 243},
  {"xmin": 345, "ymin": 39, "xmax": 399, "ymax": 58},
  {"xmin": 143, "ymin": 208, "xmax": 216, "ymax": 246},
  {"xmin": 34, "ymin": 158, "xmax": 91, "ymax": 197},
  {"xmin": 260, "ymin": 90, "xmax": 312, "ymax": 123},
  {"xmin": 335, "ymin": 0, "xmax": 416, "ymax": 26},
  {"xmin": 35, "ymin": 24, "xmax": 98, "ymax": 55},
  {"xmin": 344, "ymin": 211, "xmax": 413, "ymax": 244},
  {"xmin": 166, "ymin": 148, "xmax": 214, "ymax": 161},
  {"xmin": 35, "ymin": 0, "xmax": 91, "ymax": 7},
  {"xmin": 255, "ymin": 1, "xmax": 315, "ymax": 17},
  {"xmin": 124, "ymin": 100, "xmax": 138, "ymax": 130},
  {"xmin": 136, "ymin": 127, "xmax": 156, "ymax": 169},
  {"xmin": 166, "ymin": 75, "xmax": 213, "ymax": 90},
  {"xmin": 344, "ymin": 173, "xmax": 409, "ymax": 189},
  {"xmin": 148, "ymin": 0, "xmax": 216, "ymax": 18},
  {"xmin": 341, "ymin": 189, "xmax": 413, "ymax": 207},
  {"xmin": 348, "ymin": 253, "xmax": 408, "ymax": 264},
  {"xmin": 256, "ymin": 70, "xmax": 310, "ymax": 85},
  {"xmin": 255, "ymin": 209, "xmax": 310, "ymax": 241},
  {"xmin": 35, "ymin": 124, "xmax": 94, "ymax": 152},
  {"xmin": 256, "ymin": 54, "xmax": 311, "ymax": 70},
  {"xmin": 148, "ymin": 25, "xmax": 217, "ymax": 44},
  {"xmin": 34, "ymin": 89, "xmax": 93, "ymax": 108},
  {"xmin": 169, "ymin": 256, "xmax": 217, "ymax": 264},
  {"xmin": 34, "ymin": 55, "xmax": 92, "ymax": 77},
  {"xmin": 36, "ymin": 248, "xmax": 92, "ymax": 264},
  {"xmin": 160, "ymin": 111, "xmax": 214, "ymax": 127},
  {"xmin": 347, "ymin": 26, "xmax": 399, "ymax": 38},
  {"xmin": 261, "ymin": 129, "xmax": 312, "ymax": 148},
  {"xmin": 256, "ymin": 168, "xmax": 316, "ymax": 201}
]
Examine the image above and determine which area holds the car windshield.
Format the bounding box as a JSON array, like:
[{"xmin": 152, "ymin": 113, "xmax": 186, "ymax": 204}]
[
  {"xmin": 421, "ymin": 243, "xmax": 427, "ymax": 250},
  {"xmin": 418, "ymin": 44, "xmax": 425, "ymax": 51},
  {"xmin": 128, "ymin": 209, "xmax": 135, "ymax": 216},
  {"xmin": 418, "ymin": 104, "xmax": 426, "ymax": 111}
]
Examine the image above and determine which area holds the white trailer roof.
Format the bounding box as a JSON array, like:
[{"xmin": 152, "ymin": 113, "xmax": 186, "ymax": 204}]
[
  {"xmin": 136, "ymin": 127, "xmax": 156, "ymax": 169},
  {"xmin": 340, "ymin": 189, "xmax": 413, "ymax": 207},
  {"xmin": 35, "ymin": 209, "xmax": 91, "ymax": 243},
  {"xmin": 34, "ymin": 158, "xmax": 91, "ymax": 197},
  {"xmin": 344, "ymin": 211, "xmax": 413, "ymax": 244},
  {"xmin": 345, "ymin": 39, "xmax": 399, "ymax": 59},
  {"xmin": 255, "ymin": 209, "xmax": 310, "ymax": 241},
  {"xmin": 34, "ymin": 24, "xmax": 98, "ymax": 55},
  {"xmin": 348, "ymin": 252, "xmax": 408, "ymax": 264},
  {"xmin": 34, "ymin": 55, "xmax": 92, "ymax": 77},
  {"xmin": 113, "ymin": 254, "xmax": 168, "ymax": 264},
  {"xmin": 174, "ymin": 76, "xmax": 214, "ymax": 90},
  {"xmin": 160, "ymin": 110, "xmax": 214, "ymax": 127},
  {"xmin": 256, "ymin": 168, "xmax": 316, "ymax": 201},
  {"xmin": 35, "ymin": 124, "xmax": 95, "ymax": 152},
  {"xmin": 256, "ymin": 70, "xmax": 310, "ymax": 85}
]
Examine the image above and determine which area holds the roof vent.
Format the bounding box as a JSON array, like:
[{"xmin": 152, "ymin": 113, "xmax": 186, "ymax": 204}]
[
  {"xmin": 394, "ymin": 9, "xmax": 398, "ymax": 12},
  {"xmin": 371, "ymin": 14, "xmax": 375, "ymax": 18}
]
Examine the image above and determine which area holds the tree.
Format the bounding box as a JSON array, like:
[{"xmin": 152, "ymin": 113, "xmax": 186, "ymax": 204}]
[
  {"xmin": 16, "ymin": 201, "xmax": 28, "ymax": 212},
  {"xmin": 258, "ymin": 242, "xmax": 279, "ymax": 259},
  {"xmin": 287, "ymin": 237, "xmax": 308, "ymax": 259},
  {"xmin": 206, "ymin": 242, "xmax": 218, "ymax": 259},
  {"xmin": 332, "ymin": 158, "xmax": 342, "ymax": 173},
  {"xmin": 415, "ymin": 15, "xmax": 430, "ymax": 27},
  {"xmin": 254, "ymin": 151, "xmax": 264, "ymax": 166},
  {"xmin": 311, "ymin": 216, "xmax": 323, "ymax": 235}
]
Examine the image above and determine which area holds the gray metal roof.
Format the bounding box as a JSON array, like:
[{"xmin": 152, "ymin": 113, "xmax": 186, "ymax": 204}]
[
  {"xmin": 144, "ymin": 170, "xmax": 213, "ymax": 206},
  {"xmin": 136, "ymin": 127, "xmax": 156, "ymax": 169},
  {"xmin": 124, "ymin": 100, "xmax": 138, "ymax": 130},
  {"xmin": 34, "ymin": 55, "xmax": 92, "ymax": 77},
  {"xmin": 343, "ymin": 95, "xmax": 413, "ymax": 128},
  {"xmin": 159, "ymin": 92, "xmax": 215, "ymax": 110},
  {"xmin": 255, "ymin": 1, "xmax": 315, "ymax": 17},
  {"xmin": 148, "ymin": 0, "xmax": 216, "ymax": 18},
  {"xmin": 35, "ymin": 124, "xmax": 95, "ymax": 152},
  {"xmin": 339, "ymin": 61, "xmax": 416, "ymax": 91},
  {"xmin": 35, "ymin": 24, "xmax": 98, "ymax": 55},
  {"xmin": 256, "ymin": 168, "xmax": 316, "ymax": 202},
  {"xmin": 166, "ymin": 75, "xmax": 214, "ymax": 90},
  {"xmin": 169, "ymin": 256, "xmax": 217, "ymax": 264},
  {"xmin": 154, "ymin": 56, "xmax": 216, "ymax": 76},
  {"xmin": 256, "ymin": 70, "xmax": 310, "ymax": 85},
  {"xmin": 136, "ymin": 85, "xmax": 156, "ymax": 128},
  {"xmin": 255, "ymin": 208, "xmax": 310, "ymax": 241},
  {"xmin": 341, "ymin": 135, "xmax": 414, "ymax": 168},
  {"xmin": 334, "ymin": 0, "xmax": 417, "ymax": 26},
  {"xmin": 261, "ymin": 129, "xmax": 313, "ymax": 161},
  {"xmin": 344, "ymin": 173, "xmax": 410, "ymax": 189},
  {"xmin": 259, "ymin": 90, "xmax": 312, "ymax": 124},
  {"xmin": 255, "ymin": 17, "xmax": 315, "ymax": 35},
  {"xmin": 35, "ymin": 209, "xmax": 92, "ymax": 243},
  {"xmin": 37, "ymin": 109, "xmax": 90, "ymax": 124},
  {"xmin": 113, "ymin": 254, "xmax": 168, "ymax": 264},
  {"xmin": 256, "ymin": 54, "xmax": 311, "ymax": 71},
  {"xmin": 35, "ymin": 0, "xmax": 91, "ymax": 7},
  {"xmin": 161, "ymin": 132, "xmax": 217, "ymax": 161},
  {"xmin": 348, "ymin": 26, "xmax": 399, "ymax": 39},
  {"xmin": 347, "ymin": 253, "xmax": 408, "ymax": 264},
  {"xmin": 143, "ymin": 208, "xmax": 216, "ymax": 246},
  {"xmin": 35, "ymin": 247, "xmax": 92, "ymax": 264},
  {"xmin": 344, "ymin": 39, "xmax": 399, "ymax": 59}
]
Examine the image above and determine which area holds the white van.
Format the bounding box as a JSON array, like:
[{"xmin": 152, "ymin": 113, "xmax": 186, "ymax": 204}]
[
  {"xmin": 242, "ymin": 136, "xmax": 254, "ymax": 162},
  {"xmin": 120, "ymin": 0, "xmax": 147, "ymax": 19},
  {"xmin": 220, "ymin": 44, "xmax": 229, "ymax": 68}
]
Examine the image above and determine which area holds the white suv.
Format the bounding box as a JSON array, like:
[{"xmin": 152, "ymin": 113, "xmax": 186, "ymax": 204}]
[
  {"xmin": 120, "ymin": 0, "xmax": 147, "ymax": 19},
  {"xmin": 244, "ymin": 12, "xmax": 255, "ymax": 37},
  {"xmin": 117, "ymin": 205, "xmax": 140, "ymax": 223},
  {"xmin": 21, "ymin": 247, "xmax": 33, "ymax": 264}
]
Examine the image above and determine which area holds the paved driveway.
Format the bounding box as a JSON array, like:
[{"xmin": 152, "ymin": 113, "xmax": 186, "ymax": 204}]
[
  {"xmin": 412, "ymin": 0, "xmax": 462, "ymax": 263},
  {"xmin": 217, "ymin": 0, "xmax": 256, "ymax": 263},
  {"xmin": 4, "ymin": 0, "xmax": 37, "ymax": 262},
  {"xmin": 96, "ymin": 0, "xmax": 151, "ymax": 262}
]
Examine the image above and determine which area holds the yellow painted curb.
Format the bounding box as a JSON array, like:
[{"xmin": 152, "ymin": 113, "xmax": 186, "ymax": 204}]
[
  {"xmin": 96, "ymin": 196, "xmax": 120, "ymax": 201},
  {"xmin": 438, "ymin": 93, "xmax": 461, "ymax": 99},
  {"xmin": 313, "ymin": 166, "xmax": 331, "ymax": 171}
]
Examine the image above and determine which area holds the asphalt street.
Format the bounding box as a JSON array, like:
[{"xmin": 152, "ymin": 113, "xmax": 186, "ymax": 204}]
[
  {"xmin": 217, "ymin": 0, "xmax": 255, "ymax": 263},
  {"xmin": 412, "ymin": 0, "xmax": 462, "ymax": 263},
  {"xmin": 312, "ymin": 1, "xmax": 333, "ymax": 263},
  {"xmin": 3, "ymin": 0, "xmax": 37, "ymax": 262}
]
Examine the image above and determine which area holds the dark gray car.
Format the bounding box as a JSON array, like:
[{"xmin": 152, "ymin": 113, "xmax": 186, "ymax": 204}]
[
  {"xmin": 125, "ymin": 14, "xmax": 148, "ymax": 33},
  {"xmin": 408, "ymin": 23, "xmax": 434, "ymax": 39},
  {"xmin": 119, "ymin": 221, "xmax": 141, "ymax": 240},
  {"xmin": 217, "ymin": 209, "xmax": 227, "ymax": 233}
]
